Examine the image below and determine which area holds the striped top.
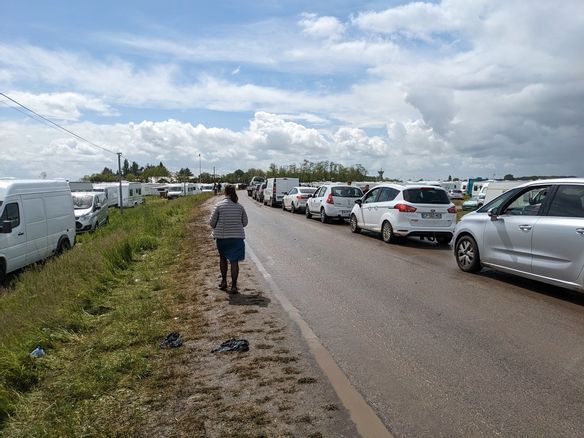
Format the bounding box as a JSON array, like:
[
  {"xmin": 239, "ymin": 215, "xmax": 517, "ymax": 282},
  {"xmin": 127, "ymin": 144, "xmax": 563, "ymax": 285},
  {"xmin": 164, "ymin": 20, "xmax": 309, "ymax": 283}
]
[{"xmin": 209, "ymin": 198, "xmax": 248, "ymax": 239}]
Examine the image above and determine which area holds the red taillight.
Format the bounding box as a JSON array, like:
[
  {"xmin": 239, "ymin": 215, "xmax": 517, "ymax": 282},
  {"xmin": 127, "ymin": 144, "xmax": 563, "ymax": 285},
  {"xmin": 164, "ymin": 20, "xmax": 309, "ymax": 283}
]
[
  {"xmin": 326, "ymin": 193, "xmax": 334, "ymax": 204},
  {"xmin": 447, "ymin": 206, "xmax": 457, "ymax": 214},
  {"xmin": 394, "ymin": 203, "xmax": 417, "ymax": 213},
  {"xmin": 297, "ymin": 195, "xmax": 306, "ymax": 200}
]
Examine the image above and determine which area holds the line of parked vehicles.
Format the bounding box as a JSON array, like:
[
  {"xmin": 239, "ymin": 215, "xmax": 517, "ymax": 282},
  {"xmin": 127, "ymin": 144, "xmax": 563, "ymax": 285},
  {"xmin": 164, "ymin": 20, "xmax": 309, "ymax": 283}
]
[{"xmin": 246, "ymin": 176, "xmax": 584, "ymax": 293}]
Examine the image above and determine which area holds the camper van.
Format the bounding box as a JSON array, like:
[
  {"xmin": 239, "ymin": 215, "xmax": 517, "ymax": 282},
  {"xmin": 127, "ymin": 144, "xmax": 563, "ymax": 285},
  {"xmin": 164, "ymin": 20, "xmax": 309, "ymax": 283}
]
[
  {"xmin": 92, "ymin": 182, "xmax": 143, "ymax": 208},
  {"xmin": 0, "ymin": 179, "xmax": 76, "ymax": 280},
  {"xmin": 71, "ymin": 191, "xmax": 109, "ymax": 232}
]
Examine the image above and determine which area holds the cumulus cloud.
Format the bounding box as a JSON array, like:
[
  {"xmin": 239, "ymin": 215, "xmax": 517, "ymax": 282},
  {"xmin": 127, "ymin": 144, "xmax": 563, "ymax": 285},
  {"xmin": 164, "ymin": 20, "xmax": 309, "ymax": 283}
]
[{"xmin": 299, "ymin": 13, "xmax": 345, "ymax": 40}]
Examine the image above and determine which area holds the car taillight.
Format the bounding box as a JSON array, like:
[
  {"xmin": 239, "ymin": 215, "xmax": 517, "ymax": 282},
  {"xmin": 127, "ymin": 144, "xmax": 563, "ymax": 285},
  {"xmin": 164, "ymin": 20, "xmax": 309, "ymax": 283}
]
[
  {"xmin": 273, "ymin": 184, "xmax": 276, "ymax": 193},
  {"xmin": 394, "ymin": 203, "xmax": 417, "ymax": 213},
  {"xmin": 326, "ymin": 193, "xmax": 334, "ymax": 204},
  {"xmin": 297, "ymin": 195, "xmax": 305, "ymax": 200},
  {"xmin": 447, "ymin": 206, "xmax": 457, "ymax": 213}
]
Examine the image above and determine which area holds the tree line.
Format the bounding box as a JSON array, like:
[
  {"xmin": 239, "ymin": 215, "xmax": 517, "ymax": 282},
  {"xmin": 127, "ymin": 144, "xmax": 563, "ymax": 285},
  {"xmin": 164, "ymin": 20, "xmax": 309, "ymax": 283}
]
[{"xmin": 82, "ymin": 160, "xmax": 374, "ymax": 184}]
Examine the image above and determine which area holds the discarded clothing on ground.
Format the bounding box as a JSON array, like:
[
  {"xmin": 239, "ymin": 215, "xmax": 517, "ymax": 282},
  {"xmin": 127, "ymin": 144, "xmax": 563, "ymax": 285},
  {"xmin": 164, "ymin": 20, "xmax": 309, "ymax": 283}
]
[
  {"xmin": 30, "ymin": 345, "xmax": 46, "ymax": 358},
  {"xmin": 160, "ymin": 332, "xmax": 183, "ymax": 348},
  {"xmin": 212, "ymin": 338, "xmax": 249, "ymax": 353}
]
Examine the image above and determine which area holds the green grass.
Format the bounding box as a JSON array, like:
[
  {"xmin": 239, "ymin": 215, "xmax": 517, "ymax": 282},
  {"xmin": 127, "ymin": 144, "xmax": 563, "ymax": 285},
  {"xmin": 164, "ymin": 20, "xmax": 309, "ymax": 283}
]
[{"xmin": 0, "ymin": 194, "xmax": 211, "ymax": 435}]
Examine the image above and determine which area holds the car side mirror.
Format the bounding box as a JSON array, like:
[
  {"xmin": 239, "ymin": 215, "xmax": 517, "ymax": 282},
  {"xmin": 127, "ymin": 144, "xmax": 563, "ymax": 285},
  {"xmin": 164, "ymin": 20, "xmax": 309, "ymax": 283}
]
[
  {"xmin": 0, "ymin": 220, "xmax": 13, "ymax": 234},
  {"xmin": 487, "ymin": 208, "xmax": 499, "ymax": 221},
  {"xmin": 283, "ymin": 192, "xmax": 288, "ymax": 195},
  {"xmin": 355, "ymin": 199, "xmax": 362, "ymax": 206},
  {"xmin": 94, "ymin": 203, "xmax": 101, "ymax": 211}
]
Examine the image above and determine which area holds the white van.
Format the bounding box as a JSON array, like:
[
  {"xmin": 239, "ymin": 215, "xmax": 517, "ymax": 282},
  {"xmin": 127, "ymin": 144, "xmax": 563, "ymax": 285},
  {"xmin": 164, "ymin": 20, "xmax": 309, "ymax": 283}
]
[
  {"xmin": 0, "ymin": 179, "xmax": 76, "ymax": 280},
  {"xmin": 263, "ymin": 177, "xmax": 300, "ymax": 207},
  {"xmin": 72, "ymin": 191, "xmax": 109, "ymax": 232}
]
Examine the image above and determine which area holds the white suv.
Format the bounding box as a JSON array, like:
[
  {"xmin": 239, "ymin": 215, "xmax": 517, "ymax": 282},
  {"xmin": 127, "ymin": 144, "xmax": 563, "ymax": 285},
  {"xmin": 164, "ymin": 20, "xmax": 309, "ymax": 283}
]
[
  {"xmin": 350, "ymin": 184, "xmax": 456, "ymax": 245},
  {"xmin": 306, "ymin": 184, "xmax": 363, "ymax": 223}
]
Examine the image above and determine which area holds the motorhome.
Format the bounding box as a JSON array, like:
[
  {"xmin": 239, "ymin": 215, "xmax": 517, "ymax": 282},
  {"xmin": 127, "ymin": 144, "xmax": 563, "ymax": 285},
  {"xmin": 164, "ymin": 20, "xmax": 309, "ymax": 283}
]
[
  {"xmin": 71, "ymin": 191, "xmax": 109, "ymax": 232},
  {"xmin": 0, "ymin": 179, "xmax": 76, "ymax": 280},
  {"xmin": 92, "ymin": 183, "xmax": 119, "ymax": 207},
  {"xmin": 92, "ymin": 182, "xmax": 144, "ymax": 207}
]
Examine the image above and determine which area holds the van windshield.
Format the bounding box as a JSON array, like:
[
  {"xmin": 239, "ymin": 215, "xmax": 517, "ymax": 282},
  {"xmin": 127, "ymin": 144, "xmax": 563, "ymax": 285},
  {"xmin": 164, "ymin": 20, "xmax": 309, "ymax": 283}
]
[{"xmin": 73, "ymin": 195, "xmax": 94, "ymax": 209}]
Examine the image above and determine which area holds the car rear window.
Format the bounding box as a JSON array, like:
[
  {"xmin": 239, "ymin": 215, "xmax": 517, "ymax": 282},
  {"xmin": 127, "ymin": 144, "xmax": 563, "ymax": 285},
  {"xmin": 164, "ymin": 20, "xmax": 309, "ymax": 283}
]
[
  {"xmin": 403, "ymin": 188, "xmax": 450, "ymax": 204},
  {"xmin": 331, "ymin": 187, "xmax": 363, "ymax": 197},
  {"xmin": 299, "ymin": 188, "xmax": 316, "ymax": 194}
]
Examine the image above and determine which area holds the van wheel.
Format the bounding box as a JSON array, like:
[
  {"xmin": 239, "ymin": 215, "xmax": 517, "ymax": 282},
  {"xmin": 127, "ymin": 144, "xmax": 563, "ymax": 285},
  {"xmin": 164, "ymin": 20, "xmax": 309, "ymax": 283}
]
[
  {"xmin": 350, "ymin": 214, "xmax": 361, "ymax": 233},
  {"xmin": 320, "ymin": 209, "xmax": 329, "ymax": 223},
  {"xmin": 105, "ymin": 216, "xmax": 110, "ymax": 225},
  {"xmin": 436, "ymin": 235, "xmax": 451, "ymax": 246},
  {"xmin": 57, "ymin": 238, "xmax": 71, "ymax": 254},
  {"xmin": 455, "ymin": 235, "xmax": 482, "ymax": 273},
  {"xmin": 0, "ymin": 259, "xmax": 6, "ymax": 283},
  {"xmin": 305, "ymin": 207, "xmax": 312, "ymax": 219},
  {"xmin": 382, "ymin": 221, "xmax": 397, "ymax": 243}
]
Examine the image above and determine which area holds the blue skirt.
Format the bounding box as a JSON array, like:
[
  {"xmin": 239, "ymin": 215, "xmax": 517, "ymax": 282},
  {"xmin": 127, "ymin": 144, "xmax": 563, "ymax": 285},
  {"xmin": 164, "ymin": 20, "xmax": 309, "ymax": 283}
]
[{"xmin": 216, "ymin": 238, "xmax": 245, "ymax": 261}]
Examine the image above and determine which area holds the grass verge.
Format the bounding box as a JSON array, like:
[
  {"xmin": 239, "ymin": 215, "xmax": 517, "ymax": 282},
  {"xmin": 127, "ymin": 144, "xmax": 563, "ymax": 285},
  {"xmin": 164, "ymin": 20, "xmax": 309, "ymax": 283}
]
[{"xmin": 0, "ymin": 194, "xmax": 211, "ymax": 436}]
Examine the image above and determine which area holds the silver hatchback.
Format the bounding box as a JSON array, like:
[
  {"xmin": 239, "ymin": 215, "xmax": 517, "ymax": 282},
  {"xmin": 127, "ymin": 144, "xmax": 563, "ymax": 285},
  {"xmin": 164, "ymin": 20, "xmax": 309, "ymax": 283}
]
[{"xmin": 453, "ymin": 179, "xmax": 584, "ymax": 292}]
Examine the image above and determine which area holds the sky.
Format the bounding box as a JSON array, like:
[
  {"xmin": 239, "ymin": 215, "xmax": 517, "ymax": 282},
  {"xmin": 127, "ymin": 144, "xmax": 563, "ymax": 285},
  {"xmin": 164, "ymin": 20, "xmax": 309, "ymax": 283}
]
[{"xmin": 0, "ymin": 0, "xmax": 583, "ymax": 181}]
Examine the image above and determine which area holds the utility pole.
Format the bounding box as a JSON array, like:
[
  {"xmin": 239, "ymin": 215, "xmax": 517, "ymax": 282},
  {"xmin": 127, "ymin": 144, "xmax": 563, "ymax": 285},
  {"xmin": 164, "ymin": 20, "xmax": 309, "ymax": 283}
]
[
  {"xmin": 199, "ymin": 153, "xmax": 202, "ymax": 183},
  {"xmin": 117, "ymin": 152, "xmax": 124, "ymax": 215},
  {"xmin": 213, "ymin": 166, "xmax": 216, "ymax": 182}
]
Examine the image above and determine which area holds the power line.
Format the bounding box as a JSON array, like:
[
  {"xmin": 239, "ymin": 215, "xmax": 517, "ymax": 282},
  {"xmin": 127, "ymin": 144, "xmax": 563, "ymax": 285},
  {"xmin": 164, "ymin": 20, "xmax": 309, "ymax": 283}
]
[{"xmin": 0, "ymin": 92, "xmax": 119, "ymax": 155}]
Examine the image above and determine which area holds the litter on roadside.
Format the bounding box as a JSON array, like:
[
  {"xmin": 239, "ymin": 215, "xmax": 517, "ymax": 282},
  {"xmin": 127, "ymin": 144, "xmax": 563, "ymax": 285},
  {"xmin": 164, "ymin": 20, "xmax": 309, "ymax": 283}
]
[
  {"xmin": 211, "ymin": 338, "xmax": 249, "ymax": 353},
  {"xmin": 30, "ymin": 346, "xmax": 45, "ymax": 358},
  {"xmin": 160, "ymin": 332, "xmax": 183, "ymax": 348}
]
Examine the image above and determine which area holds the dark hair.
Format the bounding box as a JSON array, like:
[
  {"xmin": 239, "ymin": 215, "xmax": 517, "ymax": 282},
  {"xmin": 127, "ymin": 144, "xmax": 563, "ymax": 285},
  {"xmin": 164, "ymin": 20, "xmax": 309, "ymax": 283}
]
[{"xmin": 225, "ymin": 184, "xmax": 238, "ymax": 203}]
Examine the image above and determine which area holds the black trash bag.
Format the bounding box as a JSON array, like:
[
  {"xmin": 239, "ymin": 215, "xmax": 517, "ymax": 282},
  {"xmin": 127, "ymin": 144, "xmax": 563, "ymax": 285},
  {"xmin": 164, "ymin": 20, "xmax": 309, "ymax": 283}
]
[
  {"xmin": 160, "ymin": 332, "xmax": 183, "ymax": 348},
  {"xmin": 212, "ymin": 338, "xmax": 249, "ymax": 353}
]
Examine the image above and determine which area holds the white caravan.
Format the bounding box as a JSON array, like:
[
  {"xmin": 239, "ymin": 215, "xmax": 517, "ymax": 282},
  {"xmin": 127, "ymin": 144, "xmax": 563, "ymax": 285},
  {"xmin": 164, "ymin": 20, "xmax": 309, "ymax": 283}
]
[
  {"xmin": 69, "ymin": 181, "xmax": 93, "ymax": 192},
  {"xmin": 92, "ymin": 182, "xmax": 143, "ymax": 207},
  {"xmin": 166, "ymin": 183, "xmax": 198, "ymax": 199},
  {"xmin": 0, "ymin": 179, "xmax": 75, "ymax": 280},
  {"xmin": 481, "ymin": 181, "xmax": 525, "ymax": 204}
]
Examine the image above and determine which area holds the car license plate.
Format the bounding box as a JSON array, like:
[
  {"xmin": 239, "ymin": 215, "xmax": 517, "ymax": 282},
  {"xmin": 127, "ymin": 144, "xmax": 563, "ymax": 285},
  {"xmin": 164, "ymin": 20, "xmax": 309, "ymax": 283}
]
[
  {"xmin": 421, "ymin": 212, "xmax": 442, "ymax": 219},
  {"xmin": 341, "ymin": 210, "xmax": 350, "ymax": 214}
]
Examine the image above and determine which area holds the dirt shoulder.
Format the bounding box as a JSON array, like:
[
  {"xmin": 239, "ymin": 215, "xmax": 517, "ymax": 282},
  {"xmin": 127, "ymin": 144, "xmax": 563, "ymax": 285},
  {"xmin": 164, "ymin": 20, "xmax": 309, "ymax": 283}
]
[{"xmin": 147, "ymin": 199, "xmax": 358, "ymax": 437}]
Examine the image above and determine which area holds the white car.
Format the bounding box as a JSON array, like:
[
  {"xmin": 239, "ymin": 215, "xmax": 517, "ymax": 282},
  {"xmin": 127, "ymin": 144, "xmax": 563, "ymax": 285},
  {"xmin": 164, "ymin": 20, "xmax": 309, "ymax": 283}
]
[
  {"xmin": 306, "ymin": 185, "xmax": 363, "ymax": 223},
  {"xmin": 350, "ymin": 184, "xmax": 457, "ymax": 245},
  {"xmin": 282, "ymin": 187, "xmax": 316, "ymax": 213},
  {"xmin": 453, "ymin": 179, "xmax": 584, "ymax": 292},
  {"xmin": 448, "ymin": 189, "xmax": 465, "ymax": 200}
]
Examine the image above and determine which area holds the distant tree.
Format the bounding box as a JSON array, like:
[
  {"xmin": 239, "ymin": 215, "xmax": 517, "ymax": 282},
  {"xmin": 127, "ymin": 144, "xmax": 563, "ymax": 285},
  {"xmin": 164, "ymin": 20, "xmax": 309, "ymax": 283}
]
[
  {"xmin": 122, "ymin": 159, "xmax": 130, "ymax": 176},
  {"xmin": 130, "ymin": 161, "xmax": 141, "ymax": 176},
  {"xmin": 503, "ymin": 174, "xmax": 515, "ymax": 180},
  {"xmin": 448, "ymin": 175, "xmax": 452, "ymax": 181},
  {"xmin": 176, "ymin": 168, "xmax": 194, "ymax": 182}
]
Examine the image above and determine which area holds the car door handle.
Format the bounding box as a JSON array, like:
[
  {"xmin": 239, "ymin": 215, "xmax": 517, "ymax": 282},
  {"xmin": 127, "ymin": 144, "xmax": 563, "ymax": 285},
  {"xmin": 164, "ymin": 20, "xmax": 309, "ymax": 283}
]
[
  {"xmin": 518, "ymin": 225, "xmax": 532, "ymax": 232},
  {"xmin": 577, "ymin": 228, "xmax": 584, "ymax": 235},
  {"xmin": 18, "ymin": 232, "xmax": 24, "ymax": 236}
]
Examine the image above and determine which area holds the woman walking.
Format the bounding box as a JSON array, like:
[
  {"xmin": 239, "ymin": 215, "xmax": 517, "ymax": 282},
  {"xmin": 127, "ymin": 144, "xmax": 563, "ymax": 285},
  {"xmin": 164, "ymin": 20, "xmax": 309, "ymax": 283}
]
[{"xmin": 209, "ymin": 184, "xmax": 248, "ymax": 293}]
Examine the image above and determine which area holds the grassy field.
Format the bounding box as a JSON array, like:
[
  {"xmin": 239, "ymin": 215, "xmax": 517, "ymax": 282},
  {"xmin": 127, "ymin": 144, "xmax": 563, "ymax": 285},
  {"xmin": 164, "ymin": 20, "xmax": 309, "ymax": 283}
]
[{"xmin": 0, "ymin": 194, "xmax": 211, "ymax": 436}]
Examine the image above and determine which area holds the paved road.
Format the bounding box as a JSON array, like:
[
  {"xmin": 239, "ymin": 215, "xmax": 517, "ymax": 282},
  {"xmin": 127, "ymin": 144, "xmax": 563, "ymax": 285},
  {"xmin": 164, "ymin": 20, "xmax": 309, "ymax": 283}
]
[{"xmin": 241, "ymin": 195, "xmax": 584, "ymax": 437}]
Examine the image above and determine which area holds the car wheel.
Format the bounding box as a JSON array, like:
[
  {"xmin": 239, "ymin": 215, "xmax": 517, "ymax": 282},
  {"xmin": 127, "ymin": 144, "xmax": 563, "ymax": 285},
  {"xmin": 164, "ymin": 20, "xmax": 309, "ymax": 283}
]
[
  {"xmin": 282, "ymin": 201, "xmax": 286, "ymax": 211},
  {"xmin": 105, "ymin": 216, "xmax": 110, "ymax": 225},
  {"xmin": 305, "ymin": 206, "xmax": 312, "ymax": 219},
  {"xmin": 350, "ymin": 214, "xmax": 361, "ymax": 233},
  {"xmin": 93, "ymin": 221, "xmax": 99, "ymax": 232},
  {"xmin": 381, "ymin": 221, "xmax": 397, "ymax": 243},
  {"xmin": 291, "ymin": 203, "xmax": 296, "ymax": 214},
  {"xmin": 320, "ymin": 208, "xmax": 329, "ymax": 223},
  {"xmin": 455, "ymin": 235, "xmax": 482, "ymax": 273},
  {"xmin": 57, "ymin": 238, "xmax": 71, "ymax": 254},
  {"xmin": 271, "ymin": 197, "xmax": 275, "ymax": 208}
]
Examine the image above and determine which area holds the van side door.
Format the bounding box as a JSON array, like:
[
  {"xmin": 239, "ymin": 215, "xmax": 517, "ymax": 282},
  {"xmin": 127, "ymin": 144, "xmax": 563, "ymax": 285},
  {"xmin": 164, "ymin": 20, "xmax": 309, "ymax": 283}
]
[
  {"xmin": 22, "ymin": 196, "xmax": 49, "ymax": 263},
  {"xmin": 0, "ymin": 198, "xmax": 27, "ymax": 273}
]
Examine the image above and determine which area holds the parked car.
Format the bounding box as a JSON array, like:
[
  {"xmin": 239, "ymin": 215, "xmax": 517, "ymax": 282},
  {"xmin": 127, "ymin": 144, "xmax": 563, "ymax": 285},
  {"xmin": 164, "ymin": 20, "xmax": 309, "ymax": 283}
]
[
  {"xmin": 282, "ymin": 187, "xmax": 317, "ymax": 213},
  {"xmin": 453, "ymin": 178, "xmax": 584, "ymax": 292},
  {"xmin": 247, "ymin": 176, "xmax": 265, "ymax": 196},
  {"xmin": 264, "ymin": 177, "xmax": 300, "ymax": 207},
  {"xmin": 462, "ymin": 194, "xmax": 485, "ymax": 211},
  {"xmin": 306, "ymin": 184, "xmax": 363, "ymax": 223},
  {"xmin": 350, "ymin": 184, "xmax": 457, "ymax": 245},
  {"xmin": 72, "ymin": 191, "xmax": 109, "ymax": 232},
  {"xmin": 257, "ymin": 183, "xmax": 267, "ymax": 203},
  {"xmin": 448, "ymin": 189, "xmax": 465, "ymax": 200},
  {"xmin": 0, "ymin": 179, "xmax": 75, "ymax": 281}
]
